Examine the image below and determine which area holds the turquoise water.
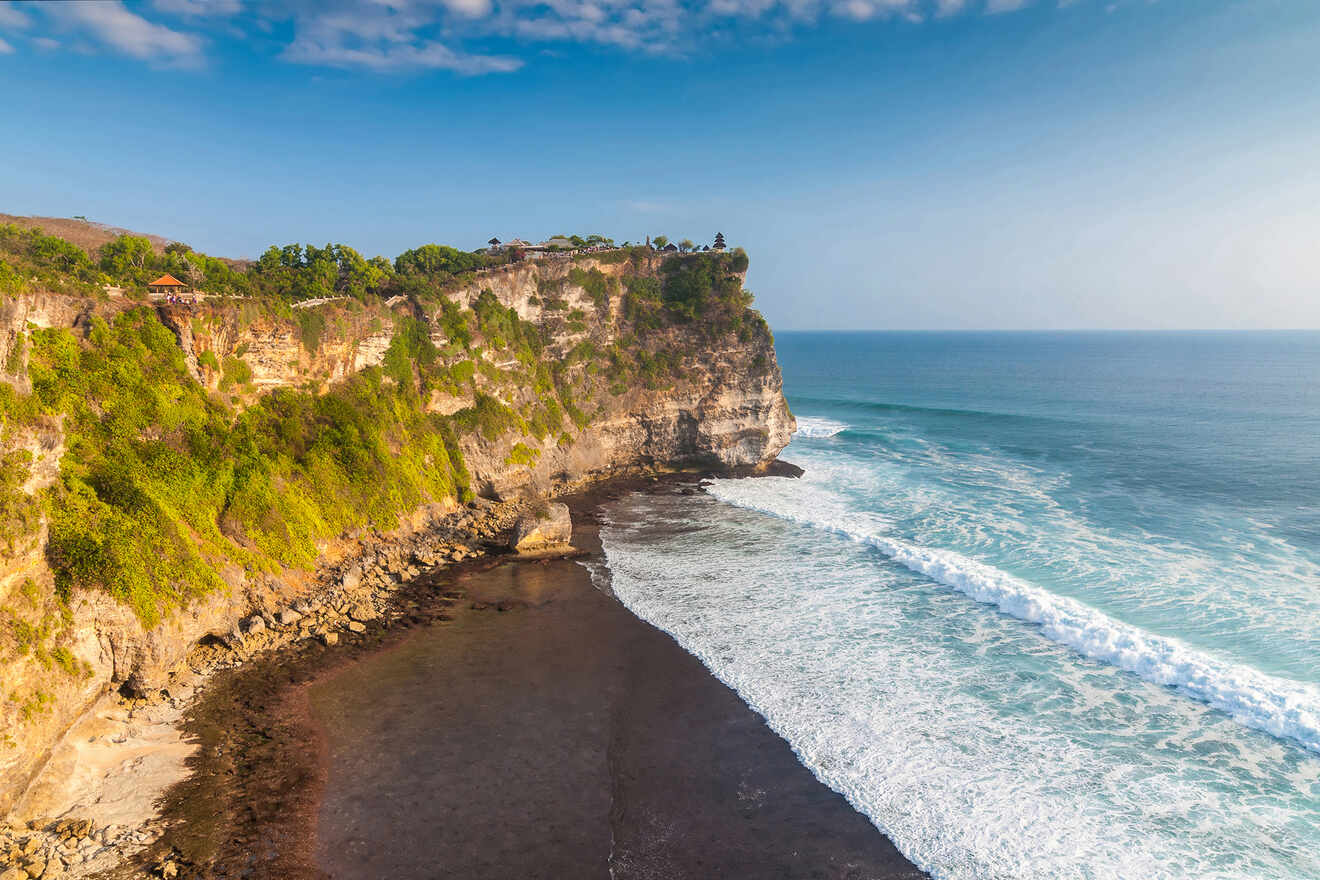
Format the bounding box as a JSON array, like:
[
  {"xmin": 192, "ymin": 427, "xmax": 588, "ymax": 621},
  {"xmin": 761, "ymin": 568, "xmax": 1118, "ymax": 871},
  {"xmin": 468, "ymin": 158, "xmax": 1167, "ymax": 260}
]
[{"xmin": 599, "ymin": 332, "xmax": 1320, "ymax": 879}]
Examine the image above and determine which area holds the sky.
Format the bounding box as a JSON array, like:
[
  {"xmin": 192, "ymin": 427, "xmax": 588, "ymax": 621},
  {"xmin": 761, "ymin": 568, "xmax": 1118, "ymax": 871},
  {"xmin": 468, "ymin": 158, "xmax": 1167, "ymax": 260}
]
[{"xmin": 1, "ymin": 0, "xmax": 1318, "ymax": 330}]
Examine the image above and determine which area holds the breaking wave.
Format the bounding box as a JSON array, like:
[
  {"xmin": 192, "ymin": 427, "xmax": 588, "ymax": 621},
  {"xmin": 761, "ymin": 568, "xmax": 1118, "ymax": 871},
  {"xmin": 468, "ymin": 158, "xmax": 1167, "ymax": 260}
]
[
  {"xmin": 706, "ymin": 476, "xmax": 1320, "ymax": 756},
  {"xmin": 793, "ymin": 416, "xmax": 849, "ymax": 438}
]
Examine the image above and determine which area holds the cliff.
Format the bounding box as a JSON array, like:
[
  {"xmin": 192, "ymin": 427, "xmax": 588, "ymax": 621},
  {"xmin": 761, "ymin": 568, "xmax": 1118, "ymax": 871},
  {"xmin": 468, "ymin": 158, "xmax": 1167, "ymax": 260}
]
[{"xmin": 0, "ymin": 247, "xmax": 794, "ymax": 815}]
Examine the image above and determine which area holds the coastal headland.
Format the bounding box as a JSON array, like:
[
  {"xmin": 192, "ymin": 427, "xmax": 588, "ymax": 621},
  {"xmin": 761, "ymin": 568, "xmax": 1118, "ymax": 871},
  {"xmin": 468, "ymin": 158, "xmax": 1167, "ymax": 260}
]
[{"xmin": 0, "ymin": 218, "xmax": 917, "ymax": 878}]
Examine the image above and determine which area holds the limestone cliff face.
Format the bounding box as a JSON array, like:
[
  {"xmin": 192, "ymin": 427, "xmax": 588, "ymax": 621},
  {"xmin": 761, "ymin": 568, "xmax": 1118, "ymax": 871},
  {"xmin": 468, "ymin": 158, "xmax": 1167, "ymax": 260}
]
[
  {"xmin": 160, "ymin": 252, "xmax": 794, "ymax": 495},
  {"xmin": 0, "ymin": 250, "xmax": 794, "ymax": 815},
  {"xmin": 436, "ymin": 253, "xmax": 794, "ymax": 494}
]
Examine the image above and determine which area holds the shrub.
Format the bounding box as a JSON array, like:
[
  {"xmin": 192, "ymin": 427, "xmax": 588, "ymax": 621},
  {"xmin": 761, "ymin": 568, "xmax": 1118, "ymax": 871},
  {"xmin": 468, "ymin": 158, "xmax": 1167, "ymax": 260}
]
[
  {"xmin": 505, "ymin": 442, "xmax": 539, "ymax": 467},
  {"xmin": 197, "ymin": 350, "xmax": 221, "ymax": 372}
]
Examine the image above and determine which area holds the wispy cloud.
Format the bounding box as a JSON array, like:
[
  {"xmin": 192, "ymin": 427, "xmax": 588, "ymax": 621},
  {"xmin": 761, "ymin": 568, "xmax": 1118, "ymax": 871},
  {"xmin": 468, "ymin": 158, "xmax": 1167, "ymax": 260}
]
[
  {"xmin": 45, "ymin": 1, "xmax": 204, "ymax": 66},
  {"xmin": 0, "ymin": 37, "xmax": 13, "ymax": 55},
  {"xmin": 277, "ymin": 0, "xmax": 521, "ymax": 72},
  {"xmin": 284, "ymin": 38, "xmax": 523, "ymax": 73},
  {"xmin": 8, "ymin": 0, "xmax": 1043, "ymax": 73},
  {"xmin": 0, "ymin": 1, "xmax": 30, "ymax": 30},
  {"xmin": 153, "ymin": 0, "xmax": 244, "ymax": 16}
]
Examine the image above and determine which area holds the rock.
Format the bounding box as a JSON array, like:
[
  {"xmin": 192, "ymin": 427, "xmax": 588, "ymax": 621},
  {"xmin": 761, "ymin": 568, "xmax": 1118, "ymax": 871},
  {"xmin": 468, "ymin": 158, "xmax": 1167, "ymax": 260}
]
[
  {"xmin": 275, "ymin": 608, "xmax": 302, "ymax": 626},
  {"xmin": 0, "ymin": 867, "xmax": 27, "ymax": 880},
  {"xmin": 242, "ymin": 615, "xmax": 266, "ymax": 634},
  {"xmin": 510, "ymin": 503, "xmax": 572, "ymax": 552},
  {"xmin": 19, "ymin": 857, "xmax": 43, "ymax": 878},
  {"xmin": 762, "ymin": 458, "xmax": 805, "ymax": 478},
  {"xmin": 346, "ymin": 621, "xmax": 366, "ymax": 633},
  {"xmin": 341, "ymin": 564, "xmax": 362, "ymax": 593},
  {"xmin": 347, "ymin": 603, "xmax": 375, "ymax": 623},
  {"xmin": 320, "ymin": 632, "xmax": 339, "ymax": 646}
]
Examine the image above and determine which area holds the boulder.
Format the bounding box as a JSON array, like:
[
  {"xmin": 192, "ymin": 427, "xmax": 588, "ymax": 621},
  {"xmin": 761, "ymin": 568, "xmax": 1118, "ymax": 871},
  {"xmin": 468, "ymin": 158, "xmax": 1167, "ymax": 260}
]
[
  {"xmin": 510, "ymin": 503, "xmax": 572, "ymax": 552},
  {"xmin": 341, "ymin": 564, "xmax": 363, "ymax": 593},
  {"xmin": 275, "ymin": 608, "xmax": 302, "ymax": 626}
]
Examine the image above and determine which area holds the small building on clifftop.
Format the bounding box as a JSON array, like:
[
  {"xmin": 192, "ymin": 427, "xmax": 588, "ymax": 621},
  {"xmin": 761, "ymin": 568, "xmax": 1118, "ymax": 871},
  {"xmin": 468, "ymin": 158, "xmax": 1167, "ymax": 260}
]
[{"xmin": 147, "ymin": 273, "xmax": 187, "ymax": 297}]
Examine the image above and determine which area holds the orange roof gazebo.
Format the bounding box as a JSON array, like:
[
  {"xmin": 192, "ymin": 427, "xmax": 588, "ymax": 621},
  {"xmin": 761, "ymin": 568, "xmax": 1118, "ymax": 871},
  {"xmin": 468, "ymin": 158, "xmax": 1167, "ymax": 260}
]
[{"xmin": 148, "ymin": 273, "xmax": 187, "ymax": 290}]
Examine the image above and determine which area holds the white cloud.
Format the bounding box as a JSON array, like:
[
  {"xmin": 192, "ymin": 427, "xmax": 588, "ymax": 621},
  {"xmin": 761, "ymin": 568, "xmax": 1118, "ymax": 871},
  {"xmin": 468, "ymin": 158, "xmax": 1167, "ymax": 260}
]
[
  {"xmin": 443, "ymin": 0, "xmax": 494, "ymax": 18},
  {"xmin": 831, "ymin": 0, "xmax": 928, "ymax": 21},
  {"xmin": 0, "ymin": 1, "xmax": 30, "ymax": 30},
  {"xmin": 7, "ymin": 0, "xmax": 1041, "ymax": 75},
  {"xmin": 0, "ymin": 37, "xmax": 12, "ymax": 54},
  {"xmin": 46, "ymin": 1, "xmax": 204, "ymax": 64},
  {"xmin": 284, "ymin": 37, "xmax": 522, "ymax": 72},
  {"xmin": 277, "ymin": 0, "xmax": 519, "ymax": 72},
  {"xmin": 32, "ymin": 37, "xmax": 60, "ymax": 50},
  {"xmin": 153, "ymin": 0, "xmax": 244, "ymax": 15}
]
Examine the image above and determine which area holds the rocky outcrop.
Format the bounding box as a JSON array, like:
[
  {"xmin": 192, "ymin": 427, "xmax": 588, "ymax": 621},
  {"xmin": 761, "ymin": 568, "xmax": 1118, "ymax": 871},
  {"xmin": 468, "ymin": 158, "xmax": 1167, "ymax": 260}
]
[{"xmin": 510, "ymin": 503, "xmax": 572, "ymax": 552}]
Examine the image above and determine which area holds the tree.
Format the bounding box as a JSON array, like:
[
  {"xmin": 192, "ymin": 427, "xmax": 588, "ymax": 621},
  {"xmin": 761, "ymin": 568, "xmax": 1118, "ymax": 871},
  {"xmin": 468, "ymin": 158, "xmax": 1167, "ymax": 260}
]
[
  {"xmin": 653, "ymin": 235, "xmax": 670, "ymax": 249},
  {"xmin": 679, "ymin": 239, "xmax": 694, "ymax": 253},
  {"xmin": 712, "ymin": 232, "xmax": 726, "ymax": 251},
  {"xmin": 180, "ymin": 255, "xmax": 202, "ymax": 288},
  {"xmin": 394, "ymin": 243, "xmax": 484, "ymax": 277},
  {"xmin": 99, "ymin": 234, "xmax": 155, "ymax": 281}
]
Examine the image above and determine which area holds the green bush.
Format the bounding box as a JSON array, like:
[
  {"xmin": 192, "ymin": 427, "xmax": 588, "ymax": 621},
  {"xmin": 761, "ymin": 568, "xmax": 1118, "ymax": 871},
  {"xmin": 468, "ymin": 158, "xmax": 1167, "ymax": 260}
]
[
  {"xmin": 453, "ymin": 392, "xmax": 521, "ymax": 442},
  {"xmin": 221, "ymin": 356, "xmax": 253, "ymax": 389},
  {"xmin": 197, "ymin": 350, "xmax": 221, "ymax": 372},
  {"xmin": 505, "ymin": 442, "xmax": 539, "ymax": 467},
  {"xmin": 297, "ymin": 309, "xmax": 326, "ymax": 352}
]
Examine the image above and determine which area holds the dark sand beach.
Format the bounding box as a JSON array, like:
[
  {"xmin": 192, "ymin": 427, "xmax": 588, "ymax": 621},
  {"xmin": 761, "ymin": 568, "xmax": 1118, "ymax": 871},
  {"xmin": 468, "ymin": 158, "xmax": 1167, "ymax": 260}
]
[{"xmin": 154, "ymin": 485, "xmax": 926, "ymax": 879}]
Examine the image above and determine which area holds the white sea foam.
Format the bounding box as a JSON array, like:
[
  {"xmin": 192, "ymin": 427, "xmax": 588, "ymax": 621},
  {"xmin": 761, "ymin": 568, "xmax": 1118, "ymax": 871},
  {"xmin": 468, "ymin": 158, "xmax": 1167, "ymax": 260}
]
[
  {"xmin": 601, "ymin": 491, "xmax": 1320, "ymax": 880},
  {"xmin": 793, "ymin": 416, "xmax": 849, "ymax": 438},
  {"xmin": 706, "ymin": 475, "xmax": 1320, "ymax": 756}
]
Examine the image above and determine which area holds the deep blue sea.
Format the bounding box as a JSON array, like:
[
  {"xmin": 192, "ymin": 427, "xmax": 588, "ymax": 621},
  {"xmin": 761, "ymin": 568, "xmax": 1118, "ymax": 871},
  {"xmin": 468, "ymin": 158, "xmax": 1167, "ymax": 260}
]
[{"xmin": 599, "ymin": 332, "xmax": 1320, "ymax": 880}]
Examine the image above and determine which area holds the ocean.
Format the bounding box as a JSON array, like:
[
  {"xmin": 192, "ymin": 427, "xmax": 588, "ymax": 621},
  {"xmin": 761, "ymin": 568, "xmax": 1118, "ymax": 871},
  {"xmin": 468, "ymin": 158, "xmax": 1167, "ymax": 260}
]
[{"xmin": 598, "ymin": 331, "xmax": 1320, "ymax": 880}]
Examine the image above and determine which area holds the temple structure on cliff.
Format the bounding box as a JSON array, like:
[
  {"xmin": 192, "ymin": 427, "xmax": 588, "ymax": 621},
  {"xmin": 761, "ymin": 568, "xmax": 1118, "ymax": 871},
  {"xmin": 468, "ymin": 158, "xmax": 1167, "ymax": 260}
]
[{"xmin": 147, "ymin": 273, "xmax": 187, "ymax": 296}]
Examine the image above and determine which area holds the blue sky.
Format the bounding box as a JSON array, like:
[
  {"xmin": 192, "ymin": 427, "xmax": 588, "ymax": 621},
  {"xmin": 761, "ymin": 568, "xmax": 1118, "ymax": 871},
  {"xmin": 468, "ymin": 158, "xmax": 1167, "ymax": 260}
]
[{"xmin": 2, "ymin": 0, "xmax": 1318, "ymax": 329}]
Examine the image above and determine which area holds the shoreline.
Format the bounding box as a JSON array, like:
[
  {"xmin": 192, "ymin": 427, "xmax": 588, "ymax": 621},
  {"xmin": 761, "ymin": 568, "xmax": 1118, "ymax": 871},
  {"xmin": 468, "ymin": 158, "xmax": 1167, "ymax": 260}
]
[{"xmin": 6, "ymin": 472, "xmax": 925, "ymax": 879}]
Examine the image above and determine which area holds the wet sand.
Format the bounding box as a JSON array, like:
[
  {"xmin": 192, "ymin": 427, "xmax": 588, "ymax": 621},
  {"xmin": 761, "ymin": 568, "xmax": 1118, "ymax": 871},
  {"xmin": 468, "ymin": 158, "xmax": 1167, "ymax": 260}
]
[
  {"xmin": 309, "ymin": 493, "xmax": 927, "ymax": 880},
  {"xmin": 151, "ymin": 483, "xmax": 926, "ymax": 879}
]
